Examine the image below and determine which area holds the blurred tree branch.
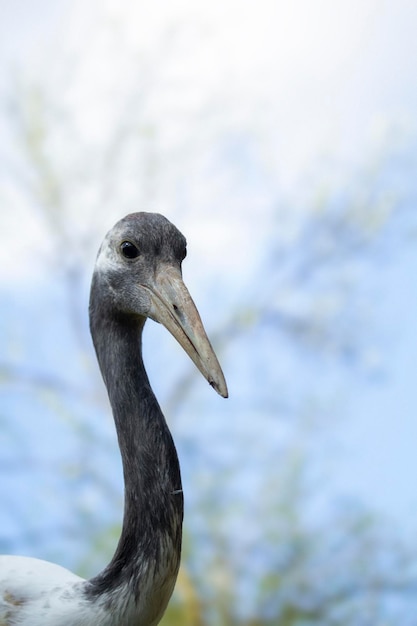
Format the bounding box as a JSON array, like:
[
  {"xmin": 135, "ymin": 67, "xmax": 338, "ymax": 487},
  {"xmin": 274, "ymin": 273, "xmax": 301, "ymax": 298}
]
[{"xmin": 1, "ymin": 18, "xmax": 416, "ymax": 624}]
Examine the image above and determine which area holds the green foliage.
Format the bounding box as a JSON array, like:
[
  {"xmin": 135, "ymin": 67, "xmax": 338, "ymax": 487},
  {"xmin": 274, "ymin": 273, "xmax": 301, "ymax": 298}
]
[{"xmin": 1, "ymin": 8, "xmax": 417, "ymax": 622}]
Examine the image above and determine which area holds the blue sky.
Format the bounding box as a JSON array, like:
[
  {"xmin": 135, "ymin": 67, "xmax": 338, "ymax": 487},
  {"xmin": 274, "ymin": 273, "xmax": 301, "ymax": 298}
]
[
  {"xmin": 1, "ymin": 0, "xmax": 417, "ymax": 583},
  {"xmin": 325, "ymin": 238, "xmax": 417, "ymax": 534}
]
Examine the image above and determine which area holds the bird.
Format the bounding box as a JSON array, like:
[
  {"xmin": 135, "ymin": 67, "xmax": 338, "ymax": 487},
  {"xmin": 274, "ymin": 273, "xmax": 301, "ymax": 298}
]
[{"xmin": 0, "ymin": 212, "xmax": 228, "ymax": 626}]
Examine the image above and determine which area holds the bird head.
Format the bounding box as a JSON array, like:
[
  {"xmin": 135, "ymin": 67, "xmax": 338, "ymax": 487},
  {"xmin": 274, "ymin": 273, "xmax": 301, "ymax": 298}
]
[{"xmin": 92, "ymin": 212, "xmax": 228, "ymax": 398}]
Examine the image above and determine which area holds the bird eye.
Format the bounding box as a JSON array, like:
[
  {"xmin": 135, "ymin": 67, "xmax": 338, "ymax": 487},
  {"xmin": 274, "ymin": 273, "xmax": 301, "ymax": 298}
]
[{"xmin": 120, "ymin": 241, "xmax": 140, "ymax": 259}]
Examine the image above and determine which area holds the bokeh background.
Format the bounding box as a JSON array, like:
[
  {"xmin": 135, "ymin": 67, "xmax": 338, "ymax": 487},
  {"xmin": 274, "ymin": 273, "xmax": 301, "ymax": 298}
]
[{"xmin": 1, "ymin": 1, "xmax": 417, "ymax": 624}]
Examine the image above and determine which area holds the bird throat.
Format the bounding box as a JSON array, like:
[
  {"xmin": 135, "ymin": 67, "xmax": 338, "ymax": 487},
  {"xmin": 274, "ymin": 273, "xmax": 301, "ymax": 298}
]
[{"xmin": 87, "ymin": 309, "xmax": 184, "ymax": 614}]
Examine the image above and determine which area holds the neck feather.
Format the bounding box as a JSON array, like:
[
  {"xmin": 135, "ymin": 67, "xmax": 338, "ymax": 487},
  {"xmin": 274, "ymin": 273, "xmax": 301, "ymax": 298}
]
[{"xmin": 86, "ymin": 301, "xmax": 183, "ymax": 614}]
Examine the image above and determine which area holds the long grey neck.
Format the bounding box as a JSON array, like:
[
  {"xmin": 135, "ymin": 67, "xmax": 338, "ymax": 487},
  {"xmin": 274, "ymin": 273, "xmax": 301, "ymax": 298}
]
[{"xmin": 86, "ymin": 297, "xmax": 183, "ymax": 605}]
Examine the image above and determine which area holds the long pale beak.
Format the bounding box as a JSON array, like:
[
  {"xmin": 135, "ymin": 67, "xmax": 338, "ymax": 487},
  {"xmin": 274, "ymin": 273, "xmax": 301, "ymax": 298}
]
[{"xmin": 145, "ymin": 266, "xmax": 228, "ymax": 398}]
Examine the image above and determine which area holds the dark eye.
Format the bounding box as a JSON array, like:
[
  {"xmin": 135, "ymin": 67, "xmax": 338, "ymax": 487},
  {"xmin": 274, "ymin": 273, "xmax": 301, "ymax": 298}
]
[{"xmin": 120, "ymin": 241, "xmax": 139, "ymax": 259}]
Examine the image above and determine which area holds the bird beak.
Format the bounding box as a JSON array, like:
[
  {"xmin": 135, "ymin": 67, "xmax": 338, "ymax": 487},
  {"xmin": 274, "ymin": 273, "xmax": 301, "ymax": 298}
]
[{"xmin": 145, "ymin": 266, "xmax": 228, "ymax": 398}]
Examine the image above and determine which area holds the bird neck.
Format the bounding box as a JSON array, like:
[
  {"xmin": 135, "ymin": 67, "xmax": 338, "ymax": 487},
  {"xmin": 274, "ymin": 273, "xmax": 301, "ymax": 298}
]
[{"xmin": 87, "ymin": 308, "xmax": 183, "ymax": 617}]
